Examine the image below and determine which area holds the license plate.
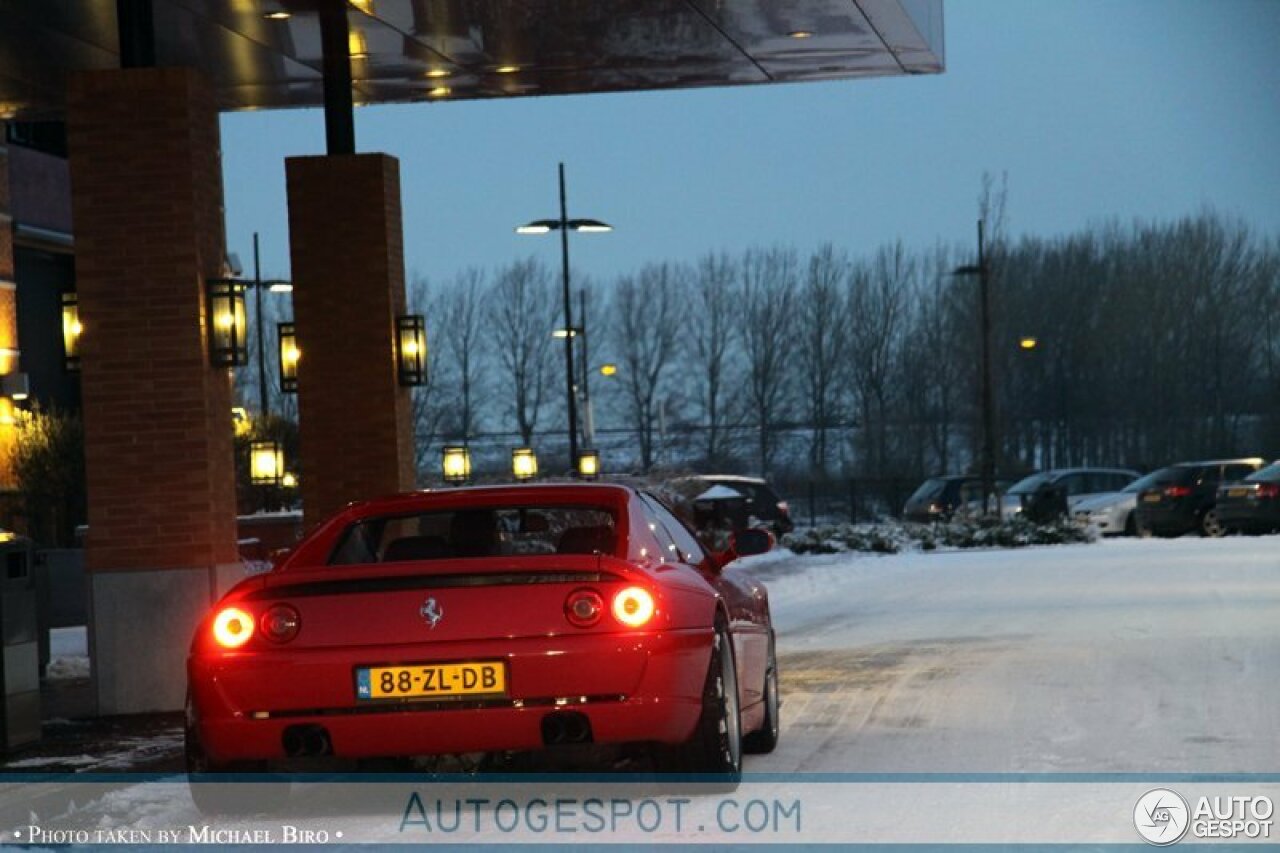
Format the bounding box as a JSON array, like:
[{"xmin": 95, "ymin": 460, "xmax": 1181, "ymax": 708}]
[
  {"xmin": 1228, "ymin": 487, "xmax": 1249, "ymax": 498},
  {"xmin": 1142, "ymin": 493, "xmax": 1162, "ymax": 503},
  {"xmin": 355, "ymin": 661, "xmax": 506, "ymax": 701}
]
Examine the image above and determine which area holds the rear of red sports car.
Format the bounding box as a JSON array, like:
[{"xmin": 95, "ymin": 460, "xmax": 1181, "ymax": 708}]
[{"xmin": 186, "ymin": 484, "xmax": 747, "ymax": 772}]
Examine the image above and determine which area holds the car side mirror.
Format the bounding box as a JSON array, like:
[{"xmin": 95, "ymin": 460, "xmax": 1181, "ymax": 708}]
[{"xmin": 731, "ymin": 527, "xmax": 774, "ymax": 558}]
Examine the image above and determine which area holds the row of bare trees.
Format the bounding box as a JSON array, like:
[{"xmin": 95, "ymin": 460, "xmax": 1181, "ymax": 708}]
[{"xmin": 239, "ymin": 209, "xmax": 1278, "ymax": 486}]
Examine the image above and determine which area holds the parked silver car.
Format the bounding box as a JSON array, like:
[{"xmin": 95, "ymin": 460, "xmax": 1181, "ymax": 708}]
[
  {"xmin": 997, "ymin": 467, "xmax": 1140, "ymax": 522},
  {"xmin": 1072, "ymin": 469, "xmax": 1176, "ymax": 536}
]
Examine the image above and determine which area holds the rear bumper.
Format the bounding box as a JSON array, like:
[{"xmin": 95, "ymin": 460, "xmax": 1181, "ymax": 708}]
[
  {"xmin": 1133, "ymin": 505, "xmax": 1198, "ymax": 535},
  {"xmin": 189, "ymin": 628, "xmax": 710, "ymax": 763},
  {"xmin": 1216, "ymin": 503, "xmax": 1280, "ymax": 531}
]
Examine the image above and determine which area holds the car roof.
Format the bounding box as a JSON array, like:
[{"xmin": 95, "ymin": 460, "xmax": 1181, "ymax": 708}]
[
  {"xmin": 1170, "ymin": 457, "xmax": 1266, "ymax": 467},
  {"xmin": 345, "ymin": 482, "xmax": 637, "ymax": 517},
  {"xmin": 675, "ymin": 474, "xmax": 768, "ymax": 485}
]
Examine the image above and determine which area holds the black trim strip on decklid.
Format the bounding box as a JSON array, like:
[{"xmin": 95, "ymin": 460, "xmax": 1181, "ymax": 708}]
[{"xmin": 245, "ymin": 571, "xmax": 619, "ymax": 600}]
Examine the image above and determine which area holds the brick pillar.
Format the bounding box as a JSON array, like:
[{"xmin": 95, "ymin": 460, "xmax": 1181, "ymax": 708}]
[
  {"xmin": 286, "ymin": 154, "xmax": 416, "ymax": 524},
  {"xmin": 67, "ymin": 68, "xmax": 241, "ymax": 714}
]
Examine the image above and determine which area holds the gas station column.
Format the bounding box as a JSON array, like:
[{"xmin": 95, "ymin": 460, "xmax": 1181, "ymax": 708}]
[
  {"xmin": 66, "ymin": 68, "xmax": 241, "ymax": 714},
  {"xmin": 285, "ymin": 154, "xmax": 417, "ymax": 524}
]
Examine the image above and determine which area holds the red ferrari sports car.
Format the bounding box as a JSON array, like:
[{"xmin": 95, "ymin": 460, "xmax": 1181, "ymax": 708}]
[{"xmin": 186, "ymin": 483, "xmax": 779, "ymax": 782}]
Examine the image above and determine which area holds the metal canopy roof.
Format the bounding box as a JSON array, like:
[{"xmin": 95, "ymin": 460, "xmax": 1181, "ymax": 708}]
[{"xmin": 0, "ymin": 1, "xmax": 943, "ymax": 120}]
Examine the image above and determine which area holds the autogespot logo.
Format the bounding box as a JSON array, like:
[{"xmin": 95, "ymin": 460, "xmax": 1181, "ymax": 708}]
[{"xmin": 1135, "ymin": 788, "xmax": 1191, "ymax": 846}]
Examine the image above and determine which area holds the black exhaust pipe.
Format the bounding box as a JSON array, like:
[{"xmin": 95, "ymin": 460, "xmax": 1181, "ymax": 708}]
[
  {"xmin": 283, "ymin": 724, "xmax": 332, "ymax": 757},
  {"xmin": 541, "ymin": 712, "xmax": 592, "ymax": 746}
]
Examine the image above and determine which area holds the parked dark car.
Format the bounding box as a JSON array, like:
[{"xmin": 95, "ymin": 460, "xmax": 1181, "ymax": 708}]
[
  {"xmin": 1215, "ymin": 461, "xmax": 1280, "ymax": 534},
  {"xmin": 664, "ymin": 475, "xmax": 794, "ymax": 537},
  {"xmin": 903, "ymin": 475, "xmax": 1014, "ymax": 522},
  {"xmin": 1132, "ymin": 458, "xmax": 1267, "ymax": 537}
]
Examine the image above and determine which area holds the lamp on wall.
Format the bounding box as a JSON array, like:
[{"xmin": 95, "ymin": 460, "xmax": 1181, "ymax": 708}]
[
  {"xmin": 441, "ymin": 445, "xmax": 471, "ymax": 484},
  {"xmin": 511, "ymin": 447, "xmax": 538, "ymax": 482},
  {"xmin": 576, "ymin": 449, "xmax": 600, "ymax": 480},
  {"xmin": 61, "ymin": 292, "xmax": 82, "ymax": 372},
  {"xmin": 1, "ymin": 373, "xmax": 30, "ymax": 401},
  {"xmin": 278, "ymin": 322, "xmax": 299, "ymax": 393},
  {"xmin": 206, "ymin": 279, "xmax": 249, "ymax": 367},
  {"xmin": 249, "ymin": 440, "xmax": 284, "ymax": 487},
  {"xmin": 396, "ymin": 315, "xmax": 427, "ymax": 386}
]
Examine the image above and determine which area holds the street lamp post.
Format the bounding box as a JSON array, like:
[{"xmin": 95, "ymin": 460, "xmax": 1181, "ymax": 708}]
[
  {"xmin": 953, "ymin": 219, "xmax": 996, "ymax": 517},
  {"xmin": 516, "ymin": 163, "xmax": 612, "ymax": 472},
  {"xmin": 248, "ymin": 232, "xmax": 293, "ymax": 417}
]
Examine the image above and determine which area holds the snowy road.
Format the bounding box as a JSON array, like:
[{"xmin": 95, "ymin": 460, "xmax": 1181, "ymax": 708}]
[
  {"xmin": 752, "ymin": 535, "xmax": 1279, "ymax": 773},
  {"xmin": 2, "ymin": 536, "xmax": 1277, "ymax": 842}
]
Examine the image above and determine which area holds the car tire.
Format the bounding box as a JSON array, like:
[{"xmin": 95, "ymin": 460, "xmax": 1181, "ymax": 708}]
[
  {"xmin": 661, "ymin": 617, "xmax": 742, "ymax": 782},
  {"xmin": 1134, "ymin": 515, "xmax": 1154, "ymax": 538},
  {"xmin": 743, "ymin": 631, "xmax": 779, "ymax": 755},
  {"xmin": 1200, "ymin": 508, "xmax": 1226, "ymax": 538},
  {"xmin": 185, "ymin": 693, "xmax": 290, "ymax": 816},
  {"xmin": 1123, "ymin": 514, "xmax": 1137, "ymax": 537}
]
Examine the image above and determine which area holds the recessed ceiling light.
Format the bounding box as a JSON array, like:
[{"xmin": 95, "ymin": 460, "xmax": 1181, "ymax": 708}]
[
  {"xmin": 263, "ymin": 11, "xmax": 291, "ymax": 20},
  {"xmin": 495, "ymin": 65, "xmax": 520, "ymax": 74},
  {"xmin": 425, "ymin": 68, "xmax": 451, "ymax": 78},
  {"xmin": 428, "ymin": 86, "xmax": 451, "ymax": 98},
  {"xmin": 788, "ymin": 30, "xmax": 814, "ymax": 39},
  {"xmin": 349, "ymin": 0, "xmax": 375, "ymax": 14}
]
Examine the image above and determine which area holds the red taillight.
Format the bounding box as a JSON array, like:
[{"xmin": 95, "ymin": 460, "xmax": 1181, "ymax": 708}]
[
  {"xmin": 1164, "ymin": 485, "xmax": 1192, "ymax": 498},
  {"xmin": 212, "ymin": 607, "xmax": 254, "ymax": 649},
  {"xmin": 260, "ymin": 604, "xmax": 301, "ymax": 643},
  {"xmin": 612, "ymin": 587, "xmax": 655, "ymax": 628},
  {"xmin": 1257, "ymin": 484, "xmax": 1280, "ymax": 499},
  {"xmin": 564, "ymin": 589, "xmax": 604, "ymax": 628}
]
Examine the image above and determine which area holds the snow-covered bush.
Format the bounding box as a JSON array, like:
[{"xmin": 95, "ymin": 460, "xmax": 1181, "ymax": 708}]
[{"xmin": 783, "ymin": 516, "xmax": 1095, "ymax": 555}]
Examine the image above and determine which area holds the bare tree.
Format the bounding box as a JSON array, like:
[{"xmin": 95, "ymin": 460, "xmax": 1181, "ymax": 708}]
[
  {"xmin": 612, "ymin": 263, "xmax": 684, "ymax": 471},
  {"xmin": 439, "ymin": 268, "xmax": 487, "ymax": 442},
  {"xmin": 688, "ymin": 252, "xmax": 739, "ymax": 466},
  {"xmin": 487, "ymin": 258, "xmax": 557, "ymax": 446},
  {"xmin": 798, "ymin": 244, "xmax": 847, "ymax": 476},
  {"xmin": 845, "ymin": 242, "xmax": 911, "ymax": 478},
  {"xmin": 739, "ymin": 247, "xmax": 797, "ymax": 475}
]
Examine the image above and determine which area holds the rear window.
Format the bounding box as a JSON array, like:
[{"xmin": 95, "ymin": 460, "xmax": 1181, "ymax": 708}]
[
  {"xmin": 1245, "ymin": 462, "xmax": 1280, "ymax": 483},
  {"xmin": 1125, "ymin": 468, "xmax": 1179, "ymax": 492},
  {"xmin": 328, "ymin": 506, "xmax": 617, "ymax": 565},
  {"xmin": 908, "ymin": 478, "xmax": 948, "ymax": 503},
  {"xmin": 1008, "ymin": 473, "xmax": 1052, "ymax": 495}
]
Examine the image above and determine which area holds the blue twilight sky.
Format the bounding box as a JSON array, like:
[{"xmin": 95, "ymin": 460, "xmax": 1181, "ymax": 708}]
[{"xmin": 221, "ymin": 0, "xmax": 1280, "ymax": 288}]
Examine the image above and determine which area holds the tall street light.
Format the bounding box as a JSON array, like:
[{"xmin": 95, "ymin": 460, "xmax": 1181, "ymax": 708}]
[
  {"xmin": 248, "ymin": 232, "xmax": 292, "ymax": 417},
  {"xmin": 952, "ymin": 219, "xmax": 996, "ymax": 517},
  {"xmin": 516, "ymin": 163, "xmax": 612, "ymax": 470}
]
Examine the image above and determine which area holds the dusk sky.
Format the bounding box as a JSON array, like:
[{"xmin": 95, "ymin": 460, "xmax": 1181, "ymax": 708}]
[{"xmin": 221, "ymin": 0, "xmax": 1280, "ymax": 288}]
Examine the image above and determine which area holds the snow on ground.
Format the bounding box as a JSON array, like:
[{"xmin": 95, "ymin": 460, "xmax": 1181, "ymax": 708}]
[
  {"xmin": 47, "ymin": 626, "xmax": 90, "ymax": 682},
  {"xmin": 3, "ymin": 535, "xmax": 1276, "ymax": 837}
]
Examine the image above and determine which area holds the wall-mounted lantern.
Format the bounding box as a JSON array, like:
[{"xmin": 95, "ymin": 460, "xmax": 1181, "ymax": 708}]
[
  {"xmin": 511, "ymin": 447, "xmax": 538, "ymax": 482},
  {"xmin": 278, "ymin": 322, "xmax": 299, "ymax": 393},
  {"xmin": 396, "ymin": 315, "xmax": 427, "ymax": 386},
  {"xmin": 61, "ymin": 292, "xmax": 82, "ymax": 372},
  {"xmin": 249, "ymin": 440, "xmax": 284, "ymax": 487},
  {"xmin": 1, "ymin": 372, "xmax": 28, "ymax": 401},
  {"xmin": 442, "ymin": 445, "xmax": 471, "ymax": 484},
  {"xmin": 207, "ymin": 279, "xmax": 249, "ymax": 367},
  {"xmin": 576, "ymin": 449, "xmax": 600, "ymax": 480}
]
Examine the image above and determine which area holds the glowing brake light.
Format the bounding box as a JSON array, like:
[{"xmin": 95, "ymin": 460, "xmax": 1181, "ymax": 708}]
[
  {"xmin": 1164, "ymin": 485, "xmax": 1192, "ymax": 498},
  {"xmin": 612, "ymin": 587, "xmax": 655, "ymax": 628},
  {"xmin": 212, "ymin": 607, "xmax": 255, "ymax": 649}
]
